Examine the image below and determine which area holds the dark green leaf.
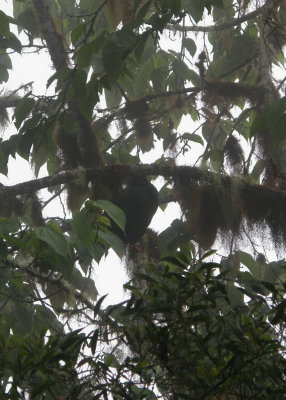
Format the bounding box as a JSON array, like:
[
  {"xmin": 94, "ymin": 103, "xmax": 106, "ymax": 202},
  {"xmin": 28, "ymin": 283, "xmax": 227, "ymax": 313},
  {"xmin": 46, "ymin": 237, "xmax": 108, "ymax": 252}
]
[
  {"xmin": 237, "ymin": 251, "xmax": 259, "ymax": 275},
  {"xmin": 90, "ymin": 329, "xmax": 99, "ymax": 355},
  {"xmin": 35, "ymin": 225, "xmax": 70, "ymax": 259},
  {"xmin": 271, "ymin": 299, "xmax": 286, "ymax": 324},
  {"xmin": 94, "ymin": 199, "xmax": 126, "ymax": 233},
  {"xmin": 72, "ymin": 69, "xmax": 87, "ymax": 96},
  {"xmin": 182, "ymin": 132, "xmax": 204, "ymax": 145},
  {"xmin": 250, "ymin": 112, "xmax": 267, "ymax": 138},
  {"xmin": 271, "ymin": 113, "xmax": 286, "ymax": 147},
  {"xmin": 183, "ymin": 0, "xmax": 205, "ymax": 22},
  {"xmin": 104, "ymin": 86, "xmax": 122, "ymax": 108},
  {"xmin": 71, "ymin": 23, "xmax": 86, "ymax": 45},
  {"xmin": 0, "ymin": 11, "xmax": 10, "ymax": 36},
  {"xmin": 14, "ymin": 97, "xmax": 35, "ymax": 128},
  {"xmin": 0, "ymin": 239, "xmax": 8, "ymax": 260},
  {"xmin": 77, "ymin": 33, "xmax": 105, "ymax": 69},
  {"xmin": 266, "ymin": 97, "xmax": 286, "ymax": 128},
  {"xmin": 184, "ymin": 37, "xmax": 196, "ymax": 56},
  {"xmin": 251, "ymin": 159, "xmax": 266, "ymax": 181},
  {"xmin": 94, "ymin": 294, "xmax": 108, "ymax": 318},
  {"xmin": 0, "ymin": 217, "xmax": 19, "ymax": 236},
  {"xmin": 0, "ymin": 52, "xmax": 12, "ymax": 69},
  {"xmin": 34, "ymin": 305, "xmax": 63, "ymax": 333},
  {"xmin": 72, "ymin": 208, "xmax": 96, "ymax": 246},
  {"xmin": 98, "ymin": 230, "xmax": 125, "ymax": 258},
  {"xmin": 17, "ymin": 9, "xmax": 38, "ymax": 35},
  {"xmin": 134, "ymin": 30, "xmax": 151, "ymax": 61},
  {"xmin": 14, "ymin": 305, "xmax": 33, "ymax": 333},
  {"xmin": 1, "ymin": 35, "xmax": 22, "ymax": 52},
  {"xmin": 0, "ymin": 67, "xmax": 9, "ymax": 84}
]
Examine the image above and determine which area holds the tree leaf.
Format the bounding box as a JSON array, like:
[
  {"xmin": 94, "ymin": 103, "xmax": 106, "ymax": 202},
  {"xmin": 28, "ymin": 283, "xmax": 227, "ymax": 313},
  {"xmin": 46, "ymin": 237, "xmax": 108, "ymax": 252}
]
[
  {"xmin": 237, "ymin": 251, "xmax": 260, "ymax": 278},
  {"xmin": 94, "ymin": 294, "xmax": 108, "ymax": 318},
  {"xmin": 98, "ymin": 230, "xmax": 125, "ymax": 258},
  {"xmin": 0, "ymin": 11, "xmax": 10, "ymax": 36},
  {"xmin": 90, "ymin": 329, "xmax": 99, "ymax": 355},
  {"xmin": 72, "ymin": 208, "xmax": 96, "ymax": 246},
  {"xmin": 104, "ymin": 86, "xmax": 122, "ymax": 108},
  {"xmin": 182, "ymin": 132, "xmax": 204, "ymax": 145},
  {"xmin": 77, "ymin": 33, "xmax": 105, "ymax": 68},
  {"xmin": 251, "ymin": 159, "xmax": 266, "ymax": 181},
  {"xmin": 71, "ymin": 22, "xmax": 86, "ymax": 46},
  {"xmin": 35, "ymin": 225, "xmax": 70, "ymax": 259},
  {"xmin": 94, "ymin": 199, "xmax": 126, "ymax": 233},
  {"xmin": 14, "ymin": 305, "xmax": 33, "ymax": 333},
  {"xmin": 14, "ymin": 97, "xmax": 35, "ymax": 128},
  {"xmin": 184, "ymin": 37, "xmax": 196, "ymax": 56},
  {"xmin": 183, "ymin": 0, "xmax": 205, "ymax": 22}
]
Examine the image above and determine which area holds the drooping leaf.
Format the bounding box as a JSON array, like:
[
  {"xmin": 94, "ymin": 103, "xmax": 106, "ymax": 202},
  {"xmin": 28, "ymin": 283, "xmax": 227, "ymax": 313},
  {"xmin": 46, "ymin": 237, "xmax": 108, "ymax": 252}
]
[
  {"xmin": 94, "ymin": 199, "xmax": 126, "ymax": 233},
  {"xmin": 90, "ymin": 329, "xmax": 99, "ymax": 355},
  {"xmin": 93, "ymin": 294, "xmax": 108, "ymax": 318},
  {"xmin": 14, "ymin": 97, "xmax": 35, "ymax": 128},
  {"xmin": 72, "ymin": 208, "xmax": 96, "ymax": 246},
  {"xmin": 98, "ymin": 230, "xmax": 125, "ymax": 258},
  {"xmin": 0, "ymin": 11, "xmax": 10, "ymax": 36},
  {"xmin": 71, "ymin": 22, "xmax": 86, "ymax": 46},
  {"xmin": 77, "ymin": 33, "xmax": 105, "ymax": 69},
  {"xmin": 182, "ymin": 132, "xmax": 204, "ymax": 145},
  {"xmin": 14, "ymin": 305, "xmax": 33, "ymax": 333},
  {"xmin": 237, "ymin": 251, "xmax": 259, "ymax": 275},
  {"xmin": 184, "ymin": 37, "xmax": 197, "ymax": 57},
  {"xmin": 35, "ymin": 225, "xmax": 71, "ymax": 259}
]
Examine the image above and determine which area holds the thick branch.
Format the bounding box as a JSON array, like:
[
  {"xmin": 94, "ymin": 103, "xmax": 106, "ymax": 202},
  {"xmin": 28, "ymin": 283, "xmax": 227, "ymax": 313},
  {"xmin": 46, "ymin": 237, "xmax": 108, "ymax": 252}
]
[
  {"xmin": 5, "ymin": 164, "xmax": 286, "ymax": 205},
  {"xmin": 7, "ymin": 170, "xmax": 79, "ymax": 196},
  {"xmin": 5, "ymin": 164, "xmax": 217, "ymax": 196},
  {"xmin": 5, "ymin": 164, "xmax": 286, "ymax": 249},
  {"xmin": 0, "ymin": 95, "xmax": 21, "ymax": 109}
]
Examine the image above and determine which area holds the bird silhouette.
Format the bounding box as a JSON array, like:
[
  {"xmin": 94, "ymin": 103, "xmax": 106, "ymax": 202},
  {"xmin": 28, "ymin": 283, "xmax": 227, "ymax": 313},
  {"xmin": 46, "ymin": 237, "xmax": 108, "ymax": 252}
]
[{"xmin": 112, "ymin": 176, "xmax": 159, "ymax": 244}]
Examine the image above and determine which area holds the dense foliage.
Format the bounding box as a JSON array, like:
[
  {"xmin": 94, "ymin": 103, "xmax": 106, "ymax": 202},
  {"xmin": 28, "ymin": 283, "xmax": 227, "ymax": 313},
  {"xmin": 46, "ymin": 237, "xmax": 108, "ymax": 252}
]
[{"xmin": 0, "ymin": 0, "xmax": 286, "ymax": 398}]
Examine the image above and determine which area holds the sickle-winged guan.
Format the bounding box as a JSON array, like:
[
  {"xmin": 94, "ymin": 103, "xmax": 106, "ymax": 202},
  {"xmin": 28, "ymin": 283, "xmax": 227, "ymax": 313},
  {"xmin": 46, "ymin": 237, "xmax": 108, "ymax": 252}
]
[{"xmin": 112, "ymin": 176, "xmax": 159, "ymax": 244}]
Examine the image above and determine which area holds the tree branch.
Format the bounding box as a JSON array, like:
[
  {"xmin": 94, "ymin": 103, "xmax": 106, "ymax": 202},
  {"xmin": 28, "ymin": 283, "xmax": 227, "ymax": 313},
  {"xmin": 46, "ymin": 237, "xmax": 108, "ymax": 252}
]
[
  {"xmin": 31, "ymin": 0, "xmax": 68, "ymax": 71},
  {"xmin": 6, "ymin": 170, "xmax": 80, "ymax": 196},
  {"xmin": 167, "ymin": 4, "xmax": 266, "ymax": 33},
  {"xmin": 0, "ymin": 94, "xmax": 21, "ymax": 109},
  {"xmin": 5, "ymin": 163, "xmax": 286, "ymax": 208},
  {"xmin": 32, "ymin": 0, "xmax": 104, "ymax": 168}
]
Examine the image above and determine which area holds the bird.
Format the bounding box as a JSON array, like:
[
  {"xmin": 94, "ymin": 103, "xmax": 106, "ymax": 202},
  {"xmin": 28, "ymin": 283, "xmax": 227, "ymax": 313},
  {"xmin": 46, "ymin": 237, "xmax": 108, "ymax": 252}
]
[{"xmin": 112, "ymin": 176, "xmax": 159, "ymax": 245}]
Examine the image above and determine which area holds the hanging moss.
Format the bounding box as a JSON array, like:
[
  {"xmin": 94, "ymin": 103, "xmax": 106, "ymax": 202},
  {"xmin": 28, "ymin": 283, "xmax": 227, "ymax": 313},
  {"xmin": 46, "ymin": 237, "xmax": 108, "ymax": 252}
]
[
  {"xmin": 172, "ymin": 168, "xmax": 286, "ymax": 249},
  {"xmin": 134, "ymin": 116, "xmax": 153, "ymax": 152},
  {"xmin": 220, "ymin": 183, "xmax": 242, "ymax": 234},
  {"xmin": 224, "ymin": 135, "xmax": 244, "ymax": 171},
  {"xmin": 197, "ymin": 184, "xmax": 226, "ymax": 249},
  {"xmin": 241, "ymin": 183, "xmax": 286, "ymax": 245},
  {"xmin": 174, "ymin": 177, "xmax": 227, "ymax": 248}
]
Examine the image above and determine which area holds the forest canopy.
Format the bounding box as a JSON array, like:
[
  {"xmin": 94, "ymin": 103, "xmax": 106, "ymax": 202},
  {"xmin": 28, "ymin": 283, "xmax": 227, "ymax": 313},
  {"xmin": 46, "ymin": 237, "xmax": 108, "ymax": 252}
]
[{"xmin": 1, "ymin": 0, "xmax": 286, "ymax": 399}]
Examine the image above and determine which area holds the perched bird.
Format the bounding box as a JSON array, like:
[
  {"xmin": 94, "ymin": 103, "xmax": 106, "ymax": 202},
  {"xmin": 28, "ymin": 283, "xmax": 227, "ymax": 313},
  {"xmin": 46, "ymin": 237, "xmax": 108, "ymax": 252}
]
[{"xmin": 112, "ymin": 176, "xmax": 159, "ymax": 244}]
